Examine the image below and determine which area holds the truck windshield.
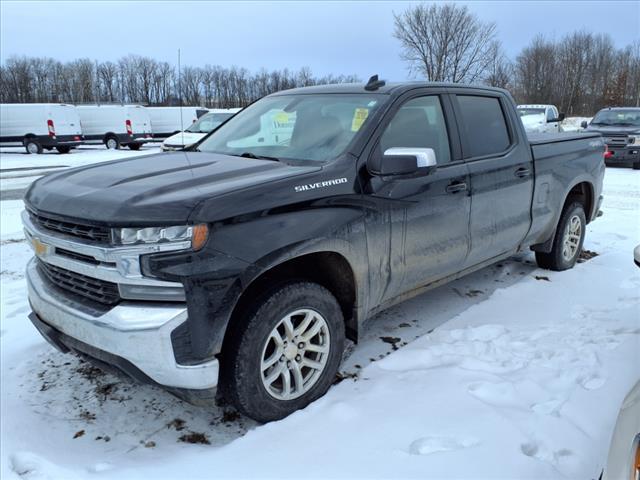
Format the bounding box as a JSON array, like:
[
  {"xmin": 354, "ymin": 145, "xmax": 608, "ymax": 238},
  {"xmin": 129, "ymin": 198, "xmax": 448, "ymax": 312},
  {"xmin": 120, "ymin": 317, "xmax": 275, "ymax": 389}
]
[
  {"xmin": 591, "ymin": 109, "xmax": 640, "ymax": 127},
  {"xmin": 186, "ymin": 112, "xmax": 234, "ymax": 133},
  {"xmin": 518, "ymin": 108, "xmax": 545, "ymax": 116},
  {"xmin": 196, "ymin": 94, "xmax": 384, "ymax": 162}
]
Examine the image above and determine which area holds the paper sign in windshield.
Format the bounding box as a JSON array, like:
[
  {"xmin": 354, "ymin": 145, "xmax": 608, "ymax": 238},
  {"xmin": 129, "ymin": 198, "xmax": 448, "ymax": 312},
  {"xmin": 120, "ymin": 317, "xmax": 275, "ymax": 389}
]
[{"xmin": 351, "ymin": 108, "xmax": 369, "ymax": 132}]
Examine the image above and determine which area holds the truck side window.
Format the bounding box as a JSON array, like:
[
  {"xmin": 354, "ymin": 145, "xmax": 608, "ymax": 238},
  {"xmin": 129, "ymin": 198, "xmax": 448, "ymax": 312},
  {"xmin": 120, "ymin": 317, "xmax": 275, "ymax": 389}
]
[
  {"xmin": 546, "ymin": 108, "xmax": 556, "ymax": 122},
  {"xmin": 457, "ymin": 95, "xmax": 511, "ymax": 157},
  {"xmin": 379, "ymin": 96, "xmax": 451, "ymax": 164}
]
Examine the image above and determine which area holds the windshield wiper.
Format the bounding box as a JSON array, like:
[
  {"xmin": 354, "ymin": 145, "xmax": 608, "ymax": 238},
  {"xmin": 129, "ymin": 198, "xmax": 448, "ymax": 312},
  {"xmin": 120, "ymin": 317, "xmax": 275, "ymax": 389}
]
[{"xmin": 238, "ymin": 152, "xmax": 280, "ymax": 162}]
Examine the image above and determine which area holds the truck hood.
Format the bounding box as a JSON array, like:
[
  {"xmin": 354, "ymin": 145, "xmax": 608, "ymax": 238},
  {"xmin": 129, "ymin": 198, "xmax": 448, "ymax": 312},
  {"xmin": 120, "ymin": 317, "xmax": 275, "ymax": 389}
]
[
  {"xmin": 586, "ymin": 125, "xmax": 640, "ymax": 135},
  {"xmin": 25, "ymin": 152, "xmax": 321, "ymax": 225},
  {"xmin": 163, "ymin": 131, "xmax": 206, "ymax": 147}
]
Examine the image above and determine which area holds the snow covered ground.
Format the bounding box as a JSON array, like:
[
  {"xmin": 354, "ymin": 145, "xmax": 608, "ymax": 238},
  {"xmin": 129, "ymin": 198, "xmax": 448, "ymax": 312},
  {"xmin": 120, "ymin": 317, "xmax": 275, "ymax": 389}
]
[
  {"xmin": 561, "ymin": 117, "xmax": 593, "ymax": 133},
  {"xmin": 0, "ymin": 160, "xmax": 638, "ymax": 479}
]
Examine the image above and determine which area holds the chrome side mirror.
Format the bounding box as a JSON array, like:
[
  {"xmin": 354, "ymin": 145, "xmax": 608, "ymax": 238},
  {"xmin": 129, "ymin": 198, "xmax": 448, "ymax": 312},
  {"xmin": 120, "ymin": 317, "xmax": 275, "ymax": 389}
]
[
  {"xmin": 385, "ymin": 147, "xmax": 436, "ymax": 167},
  {"xmin": 374, "ymin": 147, "xmax": 437, "ymax": 176}
]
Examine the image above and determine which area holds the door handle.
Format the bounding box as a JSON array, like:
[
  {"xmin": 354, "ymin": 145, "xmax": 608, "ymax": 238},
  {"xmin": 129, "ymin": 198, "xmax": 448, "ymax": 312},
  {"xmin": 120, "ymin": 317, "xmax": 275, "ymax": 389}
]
[
  {"xmin": 515, "ymin": 167, "xmax": 531, "ymax": 178},
  {"xmin": 446, "ymin": 182, "xmax": 467, "ymax": 194}
]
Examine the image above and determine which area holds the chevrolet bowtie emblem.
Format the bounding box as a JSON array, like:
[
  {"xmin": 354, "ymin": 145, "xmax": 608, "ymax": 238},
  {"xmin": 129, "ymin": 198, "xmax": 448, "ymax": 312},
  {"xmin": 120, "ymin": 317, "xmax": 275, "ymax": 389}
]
[{"xmin": 31, "ymin": 237, "xmax": 49, "ymax": 256}]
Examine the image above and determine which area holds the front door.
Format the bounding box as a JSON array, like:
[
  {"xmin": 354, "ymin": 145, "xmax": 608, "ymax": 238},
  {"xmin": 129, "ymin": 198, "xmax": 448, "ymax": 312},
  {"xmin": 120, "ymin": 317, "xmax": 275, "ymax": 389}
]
[{"xmin": 363, "ymin": 93, "xmax": 471, "ymax": 304}]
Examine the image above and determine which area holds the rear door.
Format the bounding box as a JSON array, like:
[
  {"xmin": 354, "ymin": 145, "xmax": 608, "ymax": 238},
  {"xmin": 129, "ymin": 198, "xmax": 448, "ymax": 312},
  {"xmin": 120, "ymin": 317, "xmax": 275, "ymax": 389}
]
[
  {"xmin": 49, "ymin": 105, "xmax": 69, "ymax": 136},
  {"xmin": 128, "ymin": 106, "xmax": 151, "ymax": 135},
  {"xmin": 452, "ymin": 91, "xmax": 534, "ymax": 268},
  {"xmin": 50, "ymin": 105, "xmax": 75, "ymax": 136}
]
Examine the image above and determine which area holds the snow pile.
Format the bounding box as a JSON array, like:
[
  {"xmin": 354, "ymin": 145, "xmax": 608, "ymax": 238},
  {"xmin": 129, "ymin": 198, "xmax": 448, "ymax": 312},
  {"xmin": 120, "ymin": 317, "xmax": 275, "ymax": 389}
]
[
  {"xmin": 0, "ymin": 200, "xmax": 25, "ymax": 241},
  {"xmin": 520, "ymin": 113, "xmax": 547, "ymax": 132},
  {"xmin": 561, "ymin": 117, "xmax": 593, "ymax": 132},
  {"xmin": 1, "ymin": 167, "xmax": 639, "ymax": 479}
]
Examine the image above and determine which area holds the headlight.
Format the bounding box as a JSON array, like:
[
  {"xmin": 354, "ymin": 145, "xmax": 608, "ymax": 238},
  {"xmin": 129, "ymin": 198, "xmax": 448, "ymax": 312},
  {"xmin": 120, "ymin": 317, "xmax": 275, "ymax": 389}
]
[
  {"xmin": 628, "ymin": 135, "xmax": 639, "ymax": 144},
  {"xmin": 113, "ymin": 224, "xmax": 208, "ymax": 250}
]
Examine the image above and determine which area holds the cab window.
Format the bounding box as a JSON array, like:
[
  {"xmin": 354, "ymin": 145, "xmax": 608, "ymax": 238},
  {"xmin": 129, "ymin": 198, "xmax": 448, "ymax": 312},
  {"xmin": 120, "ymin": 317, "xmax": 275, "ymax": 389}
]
[
  {"xmin": 456, "ymin": 95, "xmax": 511, "ymax": 157},
  {"xmin": 379, "ymin": 96, "xmax": 451, "ymax": 164},
  {"xmin": 546, "ymin": 108, "xmax": 556, "ymax": 122}
]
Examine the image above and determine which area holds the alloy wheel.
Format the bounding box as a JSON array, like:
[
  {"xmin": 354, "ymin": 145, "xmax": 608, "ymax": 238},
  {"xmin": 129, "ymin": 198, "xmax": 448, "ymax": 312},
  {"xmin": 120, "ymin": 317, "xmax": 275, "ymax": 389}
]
[{"xmin": 260, "ymin": 308, "xmax": 331, "ymax": 401}]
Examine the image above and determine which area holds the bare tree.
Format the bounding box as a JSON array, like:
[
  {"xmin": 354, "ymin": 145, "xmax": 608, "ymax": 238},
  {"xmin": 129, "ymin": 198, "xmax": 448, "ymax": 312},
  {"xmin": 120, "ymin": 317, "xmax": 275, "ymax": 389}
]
[
  {"xmin": 484, "ymin": 41, "xmax": 512, "ymax": 89},
  {"xmin": 179, "ymin": 66, "xmax": 202, "ymax": 105},
  {"xmin": 97, "ymin": 61, "xmax": 119, "ymax": 102},
  {"xmin": 0, "ymin": 54, "xmax": 359, "ymax": 108},
  {"xmin": 514, "ymin": 35, "xmax": 558, "ymax": 105},
  {"xmin": 394, "ymin": 3, "xmax": 497, "ymax": 83}
]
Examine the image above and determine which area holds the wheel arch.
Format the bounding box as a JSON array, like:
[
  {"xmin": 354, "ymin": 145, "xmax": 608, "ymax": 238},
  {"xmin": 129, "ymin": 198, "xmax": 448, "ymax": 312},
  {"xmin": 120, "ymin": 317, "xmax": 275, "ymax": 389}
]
[
  {"xmin": 531, "ymin": 179, "xmax": 595, "ymax": 253},
  {"xmin": 226, "ymin": 250, "xmax": 359, "ymax": 348},
  {"xmin": 564, "ymin": 180, "xmax": 595, "ymax": 223}
]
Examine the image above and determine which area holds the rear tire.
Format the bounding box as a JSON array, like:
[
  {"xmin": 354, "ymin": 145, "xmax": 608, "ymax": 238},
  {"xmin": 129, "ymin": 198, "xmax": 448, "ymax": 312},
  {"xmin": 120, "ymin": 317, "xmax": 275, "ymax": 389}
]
[
  {"xmin": 128, "ymin": 143, "xmax": 141, "ymax": 151},
  {"xmin": 24, "ymin": 138, "xmax": 43, "ymax": 154},
  {"xmin": 221, "ymin": 282, "xmax": 345, "ymax": 423},
  {"xmin": 535, "ymin": 201, "xmax": 586, "ymax": 271},
  {"xmin": 56, "ymin": 146, "xmax": 71, "ymax": 154},
  {"xmin": 105, "ymin": 136, "xmax": 119, "ymax": 150}
]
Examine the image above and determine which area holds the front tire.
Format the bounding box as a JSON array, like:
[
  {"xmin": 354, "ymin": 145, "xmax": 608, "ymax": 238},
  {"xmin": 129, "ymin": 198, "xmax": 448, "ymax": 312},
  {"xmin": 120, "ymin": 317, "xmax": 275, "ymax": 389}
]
[
  {"xmin": 128, "ymin": 143, "xmax": 141, "ymax": 150},
  {"xmin": 56, "ymin": 146, "xmax": 71, "ymax": 154},
  {"xmin": 535, "ymin": 201, "xmax": 586, "ymax": 271},
  {"xmin": 221, "ymin": 282, "xmax": 345, "ymax": 423},
  {"xmin": 633, "ymin": 161, "xmax": 640, "ymax": 170}
]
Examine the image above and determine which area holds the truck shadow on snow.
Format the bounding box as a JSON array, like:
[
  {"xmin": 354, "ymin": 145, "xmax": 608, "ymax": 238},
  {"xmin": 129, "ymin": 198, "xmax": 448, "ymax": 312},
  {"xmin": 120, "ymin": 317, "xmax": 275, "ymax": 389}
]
[{"xmin": 24, "ymin": 250, "xmax": 585, "ymax": 455}]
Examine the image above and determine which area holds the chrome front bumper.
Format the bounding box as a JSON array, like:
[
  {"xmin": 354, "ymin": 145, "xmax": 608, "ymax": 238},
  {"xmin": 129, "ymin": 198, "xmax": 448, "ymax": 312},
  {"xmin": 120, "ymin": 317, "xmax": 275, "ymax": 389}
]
[{"xmin": 26, "ymin": 257, "xmax": 219, "ymax": 389}]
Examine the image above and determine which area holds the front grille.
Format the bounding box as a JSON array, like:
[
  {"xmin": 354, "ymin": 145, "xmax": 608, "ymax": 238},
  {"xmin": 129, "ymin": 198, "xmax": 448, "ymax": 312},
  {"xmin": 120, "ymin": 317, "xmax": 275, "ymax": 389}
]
[
  {"xmin": 29, "ymin": 210, "xmax": 111, "ymax": 243},
  {"xmin": 55, "ymin": 247, "xmax": 101, "ymax": 265},
  {"xmin": 605, "ymin": 135, "xmax": 628, "ymax": 146},
  {"xmin": 37, "ymin": 260, "xmax": 121, "ymax": 306}
]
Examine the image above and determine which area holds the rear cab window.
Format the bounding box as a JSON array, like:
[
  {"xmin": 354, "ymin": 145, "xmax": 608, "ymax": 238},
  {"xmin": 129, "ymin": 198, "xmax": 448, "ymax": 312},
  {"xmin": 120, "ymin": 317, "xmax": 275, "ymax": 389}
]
[{"xmin": 456, "ymin": 95, "xmax": 511, "ymax": 158}]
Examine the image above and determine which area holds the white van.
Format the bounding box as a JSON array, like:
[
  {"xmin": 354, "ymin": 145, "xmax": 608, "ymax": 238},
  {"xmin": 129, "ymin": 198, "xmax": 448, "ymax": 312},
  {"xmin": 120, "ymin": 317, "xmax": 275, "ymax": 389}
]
[
  {"xmin": 76, "ymin": 105, "xmax": 152, "ymax": 150},
  {"xmin": 0, "ymin": 103, "xmax": 83, "ymax": 154},
  {"xmin": 161, "ymin": 108, "xmax": 240, "ymax": 151},
  {"xmin": 227, "ymin": 108, "xmax": 294, "ymax": 148},
  {"xmin": 146, "ymin": 106, "xmax": 203, "ymax": 140}
]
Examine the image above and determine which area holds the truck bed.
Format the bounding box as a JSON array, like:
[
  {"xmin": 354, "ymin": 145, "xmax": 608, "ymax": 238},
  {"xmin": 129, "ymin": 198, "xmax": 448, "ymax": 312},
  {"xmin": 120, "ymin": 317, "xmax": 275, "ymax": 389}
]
[
  {"xmin": 527, "ymin": 131, "xmax": 601, "ymax": 145},
  {"xmin": 525, "ymin": 131, "xmax": 605, "ymax": 250}
]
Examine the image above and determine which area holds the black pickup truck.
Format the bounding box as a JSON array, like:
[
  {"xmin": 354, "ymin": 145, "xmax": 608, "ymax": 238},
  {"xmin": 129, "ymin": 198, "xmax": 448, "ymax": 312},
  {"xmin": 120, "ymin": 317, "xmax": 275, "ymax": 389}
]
[
  {"xmin": 581, "ymin": 107, "xmax": 640, "ymax": 169},
  {"xmin": 23, "ymin": 80, "xmax": 605, "ymax": 422}
]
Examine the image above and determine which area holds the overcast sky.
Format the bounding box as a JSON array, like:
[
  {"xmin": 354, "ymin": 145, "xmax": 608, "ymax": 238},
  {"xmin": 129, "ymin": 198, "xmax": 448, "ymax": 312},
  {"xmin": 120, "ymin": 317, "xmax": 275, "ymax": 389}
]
[{"xmin": 1, "ymin": 1, "xmax": 638, "ymax": 81}]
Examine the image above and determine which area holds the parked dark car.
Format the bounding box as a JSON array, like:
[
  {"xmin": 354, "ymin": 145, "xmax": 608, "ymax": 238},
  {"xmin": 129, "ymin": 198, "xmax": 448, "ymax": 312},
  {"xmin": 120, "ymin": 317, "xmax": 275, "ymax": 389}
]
[
  {"xmin": 582, "ymin": 107, "xmax": 640, "ymax": 169},
  {"xmin": 23, "ymin": 79, "xmax": 605, "ymax": 422}
]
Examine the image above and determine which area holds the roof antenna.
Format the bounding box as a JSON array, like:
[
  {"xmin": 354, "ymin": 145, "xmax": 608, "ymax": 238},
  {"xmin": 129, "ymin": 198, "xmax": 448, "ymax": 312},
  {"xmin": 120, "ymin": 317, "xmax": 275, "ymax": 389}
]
[
  {"xmin": 178, "ymin": 48, "xmax": 184, "ymax": 147},
  {"xmin": 365, "ymin": 74, "xmax": 385, "ymax": 91}
]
